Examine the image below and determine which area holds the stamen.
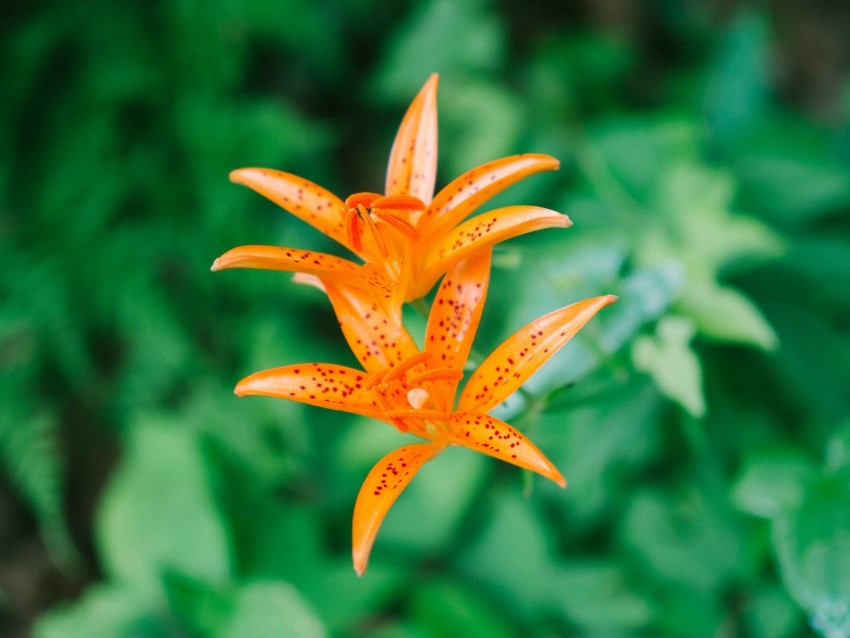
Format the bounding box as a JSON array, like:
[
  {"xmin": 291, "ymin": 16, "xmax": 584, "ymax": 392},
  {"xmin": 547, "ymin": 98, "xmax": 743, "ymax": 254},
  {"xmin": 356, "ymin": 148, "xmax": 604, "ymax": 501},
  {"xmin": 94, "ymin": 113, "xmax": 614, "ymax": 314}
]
[
  {"xmin": 381, "ymin": 351, "xmax": 433, "ymax": 385},
  {"xmin": 345, "ymin": 208, "xmax": 364, "ymax": 252},
  {"xmin": 406, "ymin": 369, "xmax": 464, "ymax": 386},
  {"xmin": 384, "ymin": 408, "xmax": 449, "ymax": 421},
  {"xmin": 364, "ymin": 370, "xmax": 387, "ymax": 391},
  {"xmin": 371, "ymin": 195, "xmax": 426, "ymax": 211},
  {"xmin": 344, "ymin": 192, "xmax": 382, "ymax": 209},
  {"xmin": 357, "ymin": 204, "xmax": 389, "ymax": 258},
  {"xmin": 389, "ymin": 417, "xmax": 410, "ymax": 433},
  {"xmin": 370, "ymin": 209, "xmax": 420, "ymax": 240}
]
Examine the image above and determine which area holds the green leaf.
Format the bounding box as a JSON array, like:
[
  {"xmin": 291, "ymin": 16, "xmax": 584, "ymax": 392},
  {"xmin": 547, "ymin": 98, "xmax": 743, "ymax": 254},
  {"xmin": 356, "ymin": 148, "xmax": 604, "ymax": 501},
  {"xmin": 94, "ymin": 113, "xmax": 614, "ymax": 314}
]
[
  {"xmin": 772, "ymin": 471, "xmax": 850, "ymax": 638},
  {"xmin": 704, "ymin": 12, "xmax": 769, "ymax": 146},
  {"xmin": 438, "ymin": 78, "xmax": 524, "ymax": 178},
  {"xmin": 631, "ymin": 316, "xmax": 706, "ymax": 417},
  {"xmin": 827, "ymin": 422, "xmax": 850, "ymax": 470},
  {"xmin": 33, "ymin": 585, "xmax": 165, "ymax": 638},
  {"xmin": 457, "ymin": 493, "xmax": 653, "ymax": 630},
  {"xmin": 679, "ymin": 280, "xmax": 778, "ymax": 350},
  {"xmin": 411, "ymin": 579, "xmax": 514, "ymax": 638},
  {"xmin": 218, "ymin": 581, "xmax": 327, "ymax": 638},
  {"xmin": 96, "ymin": 419, "xmax": 232, "ymax": 598},
  {"xmin": 742, "ymin": 584, "xmax": 803, "ymax": 638},
  {"xmin": 374, "ymin": 0, "xmax": 505, "ymax": 99},
  {"xmin": 732, "ymin": 450, "xmax": 816, "ymax": 519},
  {"xmin": 621, "ymin": 486, "xmax": 752, "ymax": 592}
]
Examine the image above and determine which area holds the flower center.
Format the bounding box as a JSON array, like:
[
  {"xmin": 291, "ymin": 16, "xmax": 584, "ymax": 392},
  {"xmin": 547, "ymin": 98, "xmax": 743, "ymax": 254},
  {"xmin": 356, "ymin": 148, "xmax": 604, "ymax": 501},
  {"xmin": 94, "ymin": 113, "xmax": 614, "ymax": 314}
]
[
  {"xmin": 343, "ymin": 192, "xmax": 425, "ymax": 257},
  {"xmin": 365, "ymin": 351, "xmax": 462, "ymax": 436}
]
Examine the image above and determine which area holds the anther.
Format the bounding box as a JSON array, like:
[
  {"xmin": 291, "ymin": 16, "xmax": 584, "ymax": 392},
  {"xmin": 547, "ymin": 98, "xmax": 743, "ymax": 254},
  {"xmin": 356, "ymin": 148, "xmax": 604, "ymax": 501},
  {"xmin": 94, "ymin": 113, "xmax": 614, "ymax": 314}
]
[
  {"xmin": 406, "ymin": 369, "xmax": 463, "ymax": 386},
  {"xmin": 344, "ymin": 192, "xmax": 382, "ymax": 209},
  {"xmin": 384, "ymin": 408, "xmax": 449, "ymax": 421},
  {"xmin": 357, "ymin": 204, "xmax": 389, "ymax": 258},
  {"xmin": 371, "ymin": 195, "xmax": 426, "ymax": 211},
  {"xmin": 370, "ymin": 209, "xmax": 420, "ymax": 240},
  {"xmin": 345, "ymin": 208, "xmax": 364, "ymax": 252}
]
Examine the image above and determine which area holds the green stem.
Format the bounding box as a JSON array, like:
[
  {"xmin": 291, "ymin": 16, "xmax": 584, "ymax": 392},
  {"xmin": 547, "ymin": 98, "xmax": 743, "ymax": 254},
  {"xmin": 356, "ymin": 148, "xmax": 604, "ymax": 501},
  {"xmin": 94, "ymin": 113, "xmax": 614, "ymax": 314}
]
[{"xmin": 409, "ymin": 296, "xmax": 430, "ymax": 319}]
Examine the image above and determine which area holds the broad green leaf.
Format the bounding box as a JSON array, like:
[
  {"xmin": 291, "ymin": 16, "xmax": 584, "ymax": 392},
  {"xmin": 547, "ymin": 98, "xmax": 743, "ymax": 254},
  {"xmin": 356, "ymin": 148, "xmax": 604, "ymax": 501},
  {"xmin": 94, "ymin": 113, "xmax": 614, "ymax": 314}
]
[
  {"xmin": 374, "ymin": 0, "xmax": 505, "ymax": 99},
  {"xmin": 732, "ymin": 450, "xmax": 816, "ymax": 519},
  {"xmin": 163, "ymin": 576, "xmax": 327, "ymax": 638},
  {"xmin": 96, "ymin": 420, "xmax": 232, "ymax": 598},
  {"xmin": 33, "ymin": 585, "xmax": 164, "ymax": 638},
  {"xmin": 411, "ymin": 580, "xmax": 515, "ymax": 638},
  {"xmin": 438, "ymin": 79, "xmax": 524, "ymax": 178},
  {"xmin": 621, "ymin": 486, "xmax": 752, "ymax": 592},
  {"xmin": 734, "ymin": 116, "xmax": 850, "ymax": 225},
  {"xmin": 218, "ymin": 581, "xmax": 327, "ymax": 638},
  {"xmin": 457, "ymin": 493, "xmax": 653, "ymax": 631},
  {"xmin": 679, "ymin": 280, "xmax": 778, "ymax": 350},
  {"xmin": 588, "ymin": 117, "xmax": 700, "ymax": 202},
  {"xmin": 772, "ymin": 471, "xmax": 850, "ymax": 638},
  {"xmin": 631, "ymin": 316, "xmax": 706, "ymax": 417},
  {"xmin": 742, "ymin": 584, "xmax": 803, "ymax": 638},
  {"xmin": 537, "ymin": 377, "xmax": 664, "ymax": 528}
]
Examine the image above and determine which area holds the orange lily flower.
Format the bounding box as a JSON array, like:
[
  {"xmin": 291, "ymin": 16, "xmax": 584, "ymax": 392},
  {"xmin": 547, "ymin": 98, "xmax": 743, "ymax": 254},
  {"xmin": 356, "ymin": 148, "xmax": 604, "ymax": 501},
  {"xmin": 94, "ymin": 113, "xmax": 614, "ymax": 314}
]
[
  {"xmin": 233, "ymin": 249, "xmax": 616, "ymax": 575},
  {"xmin": 212, "ymin": 74, "xmax": 567, "ymax": 319}
]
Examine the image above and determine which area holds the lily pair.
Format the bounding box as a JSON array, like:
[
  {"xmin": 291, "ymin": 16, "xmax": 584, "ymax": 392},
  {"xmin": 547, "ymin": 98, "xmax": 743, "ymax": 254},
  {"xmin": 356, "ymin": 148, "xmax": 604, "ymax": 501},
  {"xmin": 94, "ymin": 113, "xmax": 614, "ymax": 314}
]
[{"xmin": 213, "ymin": 74, "xmax": 615, "ymax": 575}]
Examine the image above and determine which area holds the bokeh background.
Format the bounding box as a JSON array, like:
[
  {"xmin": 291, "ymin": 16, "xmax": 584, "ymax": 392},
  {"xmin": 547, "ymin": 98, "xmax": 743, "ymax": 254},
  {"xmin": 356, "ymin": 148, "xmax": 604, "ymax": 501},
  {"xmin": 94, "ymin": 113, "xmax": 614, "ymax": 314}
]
[{"xmin": 3, "ymin": 1, "xmax": 850, "ymax": 636}]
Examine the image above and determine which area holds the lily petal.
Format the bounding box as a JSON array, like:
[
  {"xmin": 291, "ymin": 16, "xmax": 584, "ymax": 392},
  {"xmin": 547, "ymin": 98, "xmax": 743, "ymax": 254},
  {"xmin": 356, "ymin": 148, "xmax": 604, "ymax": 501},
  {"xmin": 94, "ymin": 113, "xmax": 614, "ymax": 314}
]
[
  {"xmin": 421, "ymin": 153, "xmax": 560, "ymax": 240},
  {"xmin": 230, "ymin": 168, "xmax": 352, "ymax": 252},
  {"xmin": 444, "ymin": 411, "xmax": 565, "ymax": 487},
  {"xmin": 323, "ymin": 280, "xmax": 419, "ymax": 373},
  {"xmin": 235, "ymin": 363, "xmax": 384, "ymax": 420},
  {"xmin": 385, "ymin": 74, "xmax": 439, "ymax": 206},
  {"xmin": 414, "ymin": 206, "xmax": 571, "ymax": 299},
  {"xmin": 424, "ymin": 249, "xmax": 492, "ymax": 411},
  {"xmin": 352, "ymin": 441, "xmax": 446, "ymax": 576},
  {"xmin": 459, "ymin": 295, "xmax": 618, "ymax": 413},
  {"xmin": 211, "ymin": 245, "xmax": 363, "ymax": 286}
]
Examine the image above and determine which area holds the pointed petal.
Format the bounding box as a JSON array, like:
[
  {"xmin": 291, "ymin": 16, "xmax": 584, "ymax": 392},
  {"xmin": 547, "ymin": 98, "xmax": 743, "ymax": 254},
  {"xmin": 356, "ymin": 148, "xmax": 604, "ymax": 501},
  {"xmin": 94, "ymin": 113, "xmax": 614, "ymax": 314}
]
[
  {"xmin": 415, "ymin": 206, "xmax": 570, "ymax": 299},
  {"xmin": 420, "ymin": 153, "xmax": 560, "ymax": 240},
  {"xmin": 323, "ymin": 280, "xmax": 419, "ymax": 373},
  {"xmin": 459, "ymin": 295, "xmax": 618, "ymax": 413},
  {"xmin": 385, "ymin": 74, "xmax": 439, "ymax": 205},
  {"xmin": 211, "ymin": 245, "xmax": 363, "ymax": 285},
  {"xmin": 230, "ymin": 168, "xmax": 353, "ymax": 251},
  {"xmin": 352, "ymin": 442, "xmax": 446, "ymax": 576},
  {"xmin": 235, "ymin": 363, "xmax": 385, "ymax": 420},
  {"xmin": 423, "ymin": 250, "xmax": 492, "ymax": 411},
  {"xmin": 444, "ymin": 412, "xmax": 565, "ymax": 487}
]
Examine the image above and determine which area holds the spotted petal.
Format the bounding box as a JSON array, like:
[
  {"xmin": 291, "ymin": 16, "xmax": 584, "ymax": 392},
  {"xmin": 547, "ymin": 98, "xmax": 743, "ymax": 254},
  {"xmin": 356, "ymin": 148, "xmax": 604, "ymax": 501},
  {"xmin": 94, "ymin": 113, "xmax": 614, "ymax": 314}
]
[
  {"xmin": 235, "ymin": 363, "xmax": 384, "ymax": 420},
  {"xmin": 385, "ymin": 74, "xmax": 439, "ymax": 206},
  {"xmin": 414, "ymin": 206, "xmax": 571, "ymax": 300},
  {"xmin": 424, "ymin": 249, "xmax": 491, "ymax": 411},
  {"xmin": 444, "ymin": 411, "xmax": 565, "ymax": 487},
  {"xmin": 323, "ymin": 280, "xmax": 419, "ymax": 373},
  {"xmin": 352, "ymin": 442, "xmax": 446, "ymax": 576},
  {"xmin": 421, "ymin": 153, "xmax": 560, "ymax": 240},
  {"xmin": 211, "ymin": 245, "xmax": 363, "ymax": 287},
  {"xmin": 230, "ymin": 168, "xmax": 352, "ymax": 252},
  {"xmin": 458, "ymin": 295, "xmax": 618, "ymax": 413}
]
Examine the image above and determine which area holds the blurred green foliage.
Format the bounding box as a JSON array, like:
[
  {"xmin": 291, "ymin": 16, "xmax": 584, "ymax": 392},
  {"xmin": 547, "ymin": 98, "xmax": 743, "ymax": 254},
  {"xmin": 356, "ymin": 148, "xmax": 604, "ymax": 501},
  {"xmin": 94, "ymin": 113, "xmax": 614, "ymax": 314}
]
[{"xmin": 3, "ymin": 1, "xmax": 850, "ymax": 637}]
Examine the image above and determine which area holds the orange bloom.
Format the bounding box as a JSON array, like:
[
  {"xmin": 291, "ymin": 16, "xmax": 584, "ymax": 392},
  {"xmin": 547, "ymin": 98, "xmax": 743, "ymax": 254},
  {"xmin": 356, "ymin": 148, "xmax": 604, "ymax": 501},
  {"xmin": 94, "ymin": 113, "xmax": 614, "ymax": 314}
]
[
  {"xmin": 212, "ymin": 74, "xmax": 567, "ymax": 319},
  {"xmin": 233, "ymin": 249, "xmax": 616, "ymax": 575}
]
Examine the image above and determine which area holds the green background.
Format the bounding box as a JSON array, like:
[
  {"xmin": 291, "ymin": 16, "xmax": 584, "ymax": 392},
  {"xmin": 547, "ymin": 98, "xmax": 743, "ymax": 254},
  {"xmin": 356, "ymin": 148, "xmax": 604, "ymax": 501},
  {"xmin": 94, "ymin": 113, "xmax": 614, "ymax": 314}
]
[{"xmin": 3, "ymin": 1, "xmax": 850, "ymax": 636}]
